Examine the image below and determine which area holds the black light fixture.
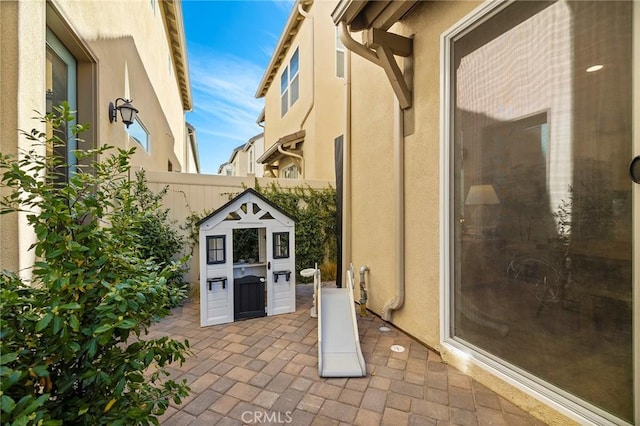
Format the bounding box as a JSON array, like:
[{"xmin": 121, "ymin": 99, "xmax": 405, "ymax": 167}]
[{"xmin": 109, "ymin": 98, "xmax": 139, "ymax": 128}]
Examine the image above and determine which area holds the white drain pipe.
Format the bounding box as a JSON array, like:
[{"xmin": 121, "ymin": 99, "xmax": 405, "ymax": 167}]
[
  {"xmin": 382, "ymin": 97, "xmax": 405, "ymax": 321},
  {"xmin": 337, "ymin": 22, "xmax": 406, "ymax": 322}
]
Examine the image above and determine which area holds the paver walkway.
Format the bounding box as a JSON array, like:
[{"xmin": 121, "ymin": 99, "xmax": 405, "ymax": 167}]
[{"xmin": 150, "ymin": 284, "xmax": 546, "ymax": 425}]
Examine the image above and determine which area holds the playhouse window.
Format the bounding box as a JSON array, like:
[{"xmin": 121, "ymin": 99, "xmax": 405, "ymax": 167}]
[
  {"xmin": 206, "ymin": 235, "xmax": 226, "ymax": 264},
  {"xmin": 273, "ymin": 232, "xmax": 289, "ymax": 259}
]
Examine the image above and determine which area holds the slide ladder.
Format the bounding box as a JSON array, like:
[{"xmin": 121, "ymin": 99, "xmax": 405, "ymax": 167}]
[{"xmin": 315, "ymin": 264, "xmax": 366, "ymax": 377}]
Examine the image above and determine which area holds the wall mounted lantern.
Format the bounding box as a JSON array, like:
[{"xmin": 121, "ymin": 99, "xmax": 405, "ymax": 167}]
[{"xmin": 109, "ymin": 98, "xmax": 139, "ymax": 128}]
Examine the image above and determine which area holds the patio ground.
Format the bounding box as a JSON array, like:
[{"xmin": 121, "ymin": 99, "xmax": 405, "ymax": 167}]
[{"xmin": 149, "ymin": 283, "xmax": 547, "ymax": 425}]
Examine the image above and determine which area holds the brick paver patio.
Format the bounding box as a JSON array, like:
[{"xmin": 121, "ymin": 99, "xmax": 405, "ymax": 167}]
[{"xmin": 149, "ymin": 284, "xmax": 546, "ymax": 425}]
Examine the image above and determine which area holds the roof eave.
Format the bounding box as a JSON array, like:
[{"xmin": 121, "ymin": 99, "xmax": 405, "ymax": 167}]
[
  {"xmin": 160, "ymin": 0, "xmax": 193, "ymax": 111},
  {"xmin": 332, "ymin": 0, "xmax": 417, "ymax": 31},
  {"xmin": 331, "ymin": 0, "xmax": 368, "ymax": 25},
  {"xmin": 255, "ymin": 0, "xmax": 313, "ymax": 98}
]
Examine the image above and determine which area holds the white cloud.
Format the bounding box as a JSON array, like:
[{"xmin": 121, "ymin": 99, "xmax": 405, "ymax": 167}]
[{"xmin": 187, "ymin": 44, "xmax": 265, "ymax": 173}]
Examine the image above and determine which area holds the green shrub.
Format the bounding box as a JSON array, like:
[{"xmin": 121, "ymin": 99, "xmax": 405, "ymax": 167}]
[
  {"xmin": 0, "ymin": 104, "xmax": 190, "ymax": 425},
  {"xmin": 254, "ymin": 182, "xmax": 337, "ymax": 283},
  {"xmin": 122, "ymin": 169, "xmax": 190, "ymax": 307},
  {"xmin": 183, "ymin": 183, "xmax": 337, "ymax": 283}
]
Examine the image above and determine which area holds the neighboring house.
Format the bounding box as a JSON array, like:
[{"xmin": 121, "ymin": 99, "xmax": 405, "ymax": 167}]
[
  {"xmin": 243, "ymin": 133, "xmax": 265, "ymax": 177},
  {"xmin": 255, "ymin": 0, "xmax": 344, "ymax": 181},
  {"xmin": 333, "ymin": 1, "xmax": 638, "ymax": 425},
  {"xmin": 229, "ymin": 144, "xmax": 247, "ymax": 177},
  {"xmin": 216, "ymin": 133, "xmax": 265, "ymax": 177},
  {"xmin": 217, "ymin": 162, "xmax": 234, "ymax": 176},
  {"xmin": 0, "ymin": 0, "xmax": 194, "ymax": 274}
]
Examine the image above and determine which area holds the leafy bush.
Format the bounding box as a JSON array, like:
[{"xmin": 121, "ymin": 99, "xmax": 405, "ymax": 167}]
[
  {"xmin": 233, "ymin": 228, "xmax": 259, "ymax": 263},
  {"xmin": 0, "ymin": 104, "xmax": 190, "ymax": 425},
  {"xmin": 183, "ymin": 183, "xmax": 337, "ymax": 283},
  {"xmin": 123, "ymin": 169, "xmax": 190, "ymax": 307},
  {"xmin": 254, "ymin": 182, "xmax": 337, "ymax": 282}
]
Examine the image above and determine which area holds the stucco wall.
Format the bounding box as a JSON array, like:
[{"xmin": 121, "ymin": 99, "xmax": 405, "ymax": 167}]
[
  {"xmin": 262, "ymin": 0, "xmax": 344, "ymax": 181},
  {"xmin": 49, "ymin": 0, "xmax": 187, "ymax": 170},
  {"xmin": 0, "ymin": 0, "xmax": 191, "ymax": 276},
  {"xmin": 143, "ymin": 171, "xmax": 333, "ymax": 284},
  {"xmin": 0, "ymin": 0, "xmax": 25, "ymax": 273},
  {"xmin": 308, "ymin": 0, "xmax": 345, "ymax": 181},
  {"xmin": 0, "ymin": 1, "xmax": 46, "ymax": 275}
]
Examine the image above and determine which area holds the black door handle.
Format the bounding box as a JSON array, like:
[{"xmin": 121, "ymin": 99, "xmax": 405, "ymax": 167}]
[
  {"xmin": 630, "ymin": 156, "xmax": 640, "ymax": 184},
  {"xmin": 267, "ymin": 261, "xmax": 271, "ymax": 270}
]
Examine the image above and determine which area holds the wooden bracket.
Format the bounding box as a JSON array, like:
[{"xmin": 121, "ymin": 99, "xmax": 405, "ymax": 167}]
[{"xmin": 365, "ymin": 28, "xmax": 412, "ymax": 57}]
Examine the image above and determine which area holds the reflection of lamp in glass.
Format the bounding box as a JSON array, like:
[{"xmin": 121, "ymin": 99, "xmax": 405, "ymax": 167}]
[
  {"xmin": 465, "ymin": 184, "xmax": 500, "ymax": 235},
  {"xmin": 465, "ymin": 184, "xmax": 500, "ymax": 206}
]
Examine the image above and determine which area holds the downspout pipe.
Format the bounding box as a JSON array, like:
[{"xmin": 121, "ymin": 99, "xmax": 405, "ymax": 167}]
[
  {"xmin": 337, "ymin": 21, "xmax": 406, "ymax": 321},
  {"xmin": 342, "ymin": 32, "xmax": 352, "ymax": 286},
  {"xmin": 277, "ymin": 143, "xmax": 305, "ymax": 179},
  {"xmin": 382, "ymin": 97, "xmax": 405, "ymax": 321},
  {"xmin": 337, "ymin": 22, "xmax": 381, "ymax": 67},
  {"xmin": 298, "ymin": 3, "xmax": 314, "ymax": 130}
]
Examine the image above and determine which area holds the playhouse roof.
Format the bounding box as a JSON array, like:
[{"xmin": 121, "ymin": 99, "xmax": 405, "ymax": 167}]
[{"xmin": 196, "ymin": 188, "xmax": 296, "ymax": 227}]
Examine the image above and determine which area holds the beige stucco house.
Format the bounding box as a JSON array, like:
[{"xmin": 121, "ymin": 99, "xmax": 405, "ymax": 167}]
[
  {"xmin": 333, "ymin": 0, "xmax": 638, "ymax": 425},
  {"xmin": 256, "ymin": 0, "xmax": 344, "ymax": 181},
  {"xmin": 0, "ymin": 0, "xmax": 194, "ymax": 274},
  {"xmin": 217, "ymin": 133, "xmax": 265, "ymax": 177}
]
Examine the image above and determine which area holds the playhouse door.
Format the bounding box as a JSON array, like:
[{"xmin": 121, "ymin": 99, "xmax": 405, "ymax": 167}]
[
  {"xmin": 267, "ymin": 226, "xmax": 295, "ymax": 316},
  {"xmin": 201, "ymin": 229, "xmax": 233, "ymax": 326}
]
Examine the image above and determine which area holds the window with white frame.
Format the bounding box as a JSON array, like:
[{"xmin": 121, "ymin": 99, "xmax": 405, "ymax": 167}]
[
  {"xmin": 280, "ymin": 48, "xmax": 299, "ymax": 117},
  {"xmin": 444, "ymin": 1, "xmax": 634, "ymax": 423},
  {"xmin": 336, "ymin": 28, "xmax": 345, "ymax": 78},
  {"xmin": 248, "ymin": 146, "xmax": 254, "ymax": 174},
  {"xmin": 281, "ymin": 164, "xmax": 298, "ymax": 179},
  {"xmin": 127, "ymin": 117, "xmax": 149, "ymax": 152}
]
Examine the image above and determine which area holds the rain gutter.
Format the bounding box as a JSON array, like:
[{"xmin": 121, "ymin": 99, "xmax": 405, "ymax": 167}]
[
  {"xmin": 336, "ymin": 20, "xmax": 411, "ymax": 321},
  {"xmin": 298, "ymin": 2, "xmax": 314, "ymax": 130}
]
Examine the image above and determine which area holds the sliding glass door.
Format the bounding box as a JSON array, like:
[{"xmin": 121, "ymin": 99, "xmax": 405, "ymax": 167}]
[{"xmin": 446, "ymin": 1, "xmax": 634, "ymax": 422}]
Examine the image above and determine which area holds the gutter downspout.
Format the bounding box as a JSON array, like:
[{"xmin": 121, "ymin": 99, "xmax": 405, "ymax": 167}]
[
  {"xmin": 298, "ymin": 3, "xmax": 314, "ymax": 130},
  {"xmin": 382, "ymin": 97, "xmax": 405, "ymax": 321},
  {"xmin": 343, "ymin": 34, "xmax": 352, "ymax": 286},
  {"xmin": 277, "ymin": 143, "xmax": 305, "ymax": 179},
  {"xmin": 337, "ymin": 21, "xmax": 405, "ymax": 322}
]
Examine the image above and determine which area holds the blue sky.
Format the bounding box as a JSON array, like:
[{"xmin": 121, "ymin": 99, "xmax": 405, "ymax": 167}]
[{"xmin": 182, "ymin": 1, "xmax": 294, "ymax": 174}]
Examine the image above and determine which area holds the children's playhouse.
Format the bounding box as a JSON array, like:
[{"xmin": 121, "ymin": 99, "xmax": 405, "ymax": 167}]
[{"xmin": 197, "ymin": 189, "xmax": 296, "ymax": 326}]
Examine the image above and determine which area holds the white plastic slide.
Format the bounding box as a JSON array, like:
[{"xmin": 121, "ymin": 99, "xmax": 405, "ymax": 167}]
[{"xmin": 316, "ymin": 265, "xmax": 366, "ymax": 378}]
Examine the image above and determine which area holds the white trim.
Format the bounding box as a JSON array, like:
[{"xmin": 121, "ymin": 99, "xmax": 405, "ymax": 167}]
[
  {"xmin": 441, "ymin": 339, "xmax": 627, "ymax": 425},
  {"xmin": 633, "ymin": 2, "xmax": 640, "ymax": 424},
  {"xmin": 439, "ymin": 1, "xmax": 635, "ymax": 425},
  {"xmin": 127, "ymin": 116, "xmax": 150, "ymax": 153}
]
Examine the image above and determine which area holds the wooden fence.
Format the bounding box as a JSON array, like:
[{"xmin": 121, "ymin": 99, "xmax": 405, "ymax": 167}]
[{"xmin": 142, "ymin": 169, "xmax": 334, "ymax": 284}]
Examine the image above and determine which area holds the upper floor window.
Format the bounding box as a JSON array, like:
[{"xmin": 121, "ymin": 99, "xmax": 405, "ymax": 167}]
[
  {"xmin": 282, "ymin": 164, "xmax": 298, "ymax": 179},
  {"xmin": 280, "ymin": 48, "xmax": 299, "ymax": 117},
  {"xmin": 336, "ymin": 28, "xmax": 345, "ymax": 78},
  {"xmin": 248, "ymin": 146, "xmax": 254, "ymax": 174},
  {"xmin": 127, "ymin": 117, "xmax": 149, "ymax": 152}
]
